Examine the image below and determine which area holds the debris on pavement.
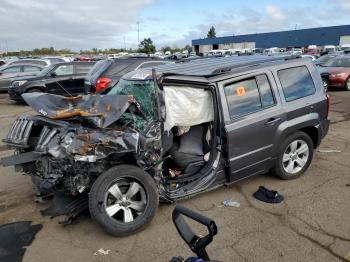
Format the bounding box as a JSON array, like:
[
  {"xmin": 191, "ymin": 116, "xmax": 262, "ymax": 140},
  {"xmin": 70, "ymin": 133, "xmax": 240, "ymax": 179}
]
[
  {"xmin": 317, "ymin": 149, "xmax": 342, "ymax": 153},
  {"xmin": 345, "ymin": 251, "xmax": 350, "ymax": 262},
  {"xmin": 222, "ymin": 199, "xmax": 240, "ymax": 207},
  {"xmin": 253, "ymin": 186, "xmax": 284, "ymax": 204},
  {"xmin": 0, "ymin": 221, "xmax": 42, "ymax": 262},
  {"xmin": 94, "ymin": 248, "xmax": 111, "ymax": 256}
]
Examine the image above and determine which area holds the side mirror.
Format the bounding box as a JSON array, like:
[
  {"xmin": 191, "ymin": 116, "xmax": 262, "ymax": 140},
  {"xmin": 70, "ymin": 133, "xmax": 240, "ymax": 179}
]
[
  {"xmin": 172, "ymin": 205, "xmax": 217, "ymax": 261},
  {"xmin": 50, "ymin": 72, "xmax": 57, "ymax": 78}
]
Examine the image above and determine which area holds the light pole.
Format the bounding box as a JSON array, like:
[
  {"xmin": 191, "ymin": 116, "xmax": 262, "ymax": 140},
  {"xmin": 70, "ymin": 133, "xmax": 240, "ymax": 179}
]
[{"xmin": 137, "ymin": 21, "xmax": 140, "ymax": 46}]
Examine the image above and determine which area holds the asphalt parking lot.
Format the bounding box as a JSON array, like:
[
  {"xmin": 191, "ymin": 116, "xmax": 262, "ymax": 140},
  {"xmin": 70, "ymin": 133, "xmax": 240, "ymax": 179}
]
[{"xmin": 0, "ymin": 91, "xmax": 349, "ymax": 262}]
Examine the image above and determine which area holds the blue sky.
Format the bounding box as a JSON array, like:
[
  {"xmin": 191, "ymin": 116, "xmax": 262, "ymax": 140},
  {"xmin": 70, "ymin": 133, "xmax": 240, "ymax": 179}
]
[{"xmin": 0, "ymin": 0, "xmax": 349, "ymax": 51}]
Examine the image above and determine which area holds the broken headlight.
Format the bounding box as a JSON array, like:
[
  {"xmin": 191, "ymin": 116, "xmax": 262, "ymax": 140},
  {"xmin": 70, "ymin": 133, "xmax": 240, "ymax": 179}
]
[{"xmin": 61, "ymin": 132, "xmax": 74, "ymax": 148}]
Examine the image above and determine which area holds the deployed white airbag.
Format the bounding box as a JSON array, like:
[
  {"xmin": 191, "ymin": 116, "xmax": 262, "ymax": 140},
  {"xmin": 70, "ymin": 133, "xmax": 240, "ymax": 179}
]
[{"xmin": 164, "ymin": 86, "xmax": 214, "ymax": 131}]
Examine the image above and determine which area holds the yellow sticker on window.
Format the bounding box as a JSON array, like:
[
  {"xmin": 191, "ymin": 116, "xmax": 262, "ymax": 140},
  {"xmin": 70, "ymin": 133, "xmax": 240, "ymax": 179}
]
[{"xmin": 236, "ymin": 87, "xmax": 246, "ymax": 96}]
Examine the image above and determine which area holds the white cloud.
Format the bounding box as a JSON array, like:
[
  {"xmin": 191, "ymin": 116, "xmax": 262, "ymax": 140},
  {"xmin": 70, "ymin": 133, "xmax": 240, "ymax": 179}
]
[
  {"xmin": 0, "ymin": 0, "xmax": 155, "ymax": 51},
  {"xmin": 335, "ymin": 0, "xmax": 350, "ymax": 12}
]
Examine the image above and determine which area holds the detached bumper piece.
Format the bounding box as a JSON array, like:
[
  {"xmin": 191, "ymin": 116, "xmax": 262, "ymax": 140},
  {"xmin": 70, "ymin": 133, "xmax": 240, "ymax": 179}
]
[
  {"xmin": 40, "ymin": 192, "xmax": 89, "ymax": 225},
  {"xmin": 0, "ymin": 151, "xmax": 42, "ymax": 166}
]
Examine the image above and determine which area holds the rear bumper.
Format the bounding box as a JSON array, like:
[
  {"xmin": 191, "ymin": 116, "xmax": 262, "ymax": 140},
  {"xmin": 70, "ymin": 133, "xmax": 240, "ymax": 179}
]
[{"xmin": 316, "ymin": 119, "xmax": 330, "ymax": 147}]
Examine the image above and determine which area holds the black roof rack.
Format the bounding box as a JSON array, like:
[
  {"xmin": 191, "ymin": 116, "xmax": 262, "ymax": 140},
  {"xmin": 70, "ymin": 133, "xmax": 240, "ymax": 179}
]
[{"xmin": 154, "ymin": 55, "xmax": 301, "ymax": 77}]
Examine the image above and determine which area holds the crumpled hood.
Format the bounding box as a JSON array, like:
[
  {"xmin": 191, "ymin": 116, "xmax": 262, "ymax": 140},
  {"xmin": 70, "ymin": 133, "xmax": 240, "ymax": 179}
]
[{"xmin": 22, "ymin": 92, "xmax": 130, "ymax": 128}]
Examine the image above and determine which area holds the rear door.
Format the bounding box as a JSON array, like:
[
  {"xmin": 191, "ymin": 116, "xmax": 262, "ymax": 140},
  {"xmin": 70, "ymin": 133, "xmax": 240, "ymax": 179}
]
[
  {"xmin": 21, "ymin": 65, "xmax": 42, "ymax": 77},
  {"xmin": 45, "ymin": 64, "xmax": 75, "ymax": 95},
  {"xmin": 71, "ymin": 63, "xmax": 93, "ymax": 95},
  {"xmin": 0, "ymin": 66, "xmax": 22, "ymax": 90},
  {"xmin": 218, "ymin": 70, "xmax": 286, "ymax": 182}
]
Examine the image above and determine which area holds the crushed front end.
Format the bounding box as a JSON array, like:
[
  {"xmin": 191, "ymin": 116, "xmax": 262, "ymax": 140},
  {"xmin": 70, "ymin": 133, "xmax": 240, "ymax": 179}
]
[{"xmin": 1, "ymin": 88, "xmax": 162, "ymax": 196}]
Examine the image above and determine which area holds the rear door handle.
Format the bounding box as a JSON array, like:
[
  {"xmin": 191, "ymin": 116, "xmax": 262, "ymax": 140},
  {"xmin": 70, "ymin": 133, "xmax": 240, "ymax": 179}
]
[{"xmin": 265, "ymin": 118, "xmax": 281, "ymax": 126}]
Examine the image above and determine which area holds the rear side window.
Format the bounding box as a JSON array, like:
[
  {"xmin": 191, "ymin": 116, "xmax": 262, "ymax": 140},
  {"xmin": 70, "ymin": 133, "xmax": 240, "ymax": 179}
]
[
  {"xmin": 23, "ymin": 66, "xmax": 41, "ymax": 72},
  {"xmin": 54, "ymin": 65, "xmax": 74, "ymax": 76},
  {"xmin": 2, "ymin": 66, "xmax": 21, "ymax": 73},
  {"xmin": 278, "ymin": 66, "xmax": 316, "ymax": 102},
  {"xmin": 76, "ymin": 64, "xmax": 93, "ymax": 74},
  {"xmin": 224, "ymin": 74, "xmax": 275, "ymax": 118},
  {"xmin": 105, "ymin": 62, "xmax": 133, "ymax": 77}
]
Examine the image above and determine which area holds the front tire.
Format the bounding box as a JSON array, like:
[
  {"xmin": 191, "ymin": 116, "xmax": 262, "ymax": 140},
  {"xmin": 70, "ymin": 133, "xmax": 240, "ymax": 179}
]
[
  {"xmin": 272, "ymin": 131, "xmax": 314, "ymax": 180},
  {"xmin": 89, "ymin": 165, "xmax": 158, "ymax": 236}
]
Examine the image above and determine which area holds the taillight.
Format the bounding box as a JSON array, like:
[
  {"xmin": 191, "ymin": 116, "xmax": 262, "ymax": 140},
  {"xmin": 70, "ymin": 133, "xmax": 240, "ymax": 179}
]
[
  {"xmin": 326, "ymin": 93, "xmax": 330, "ymax": 118},
  {"xmin": 95, "ymin": 77, "xmax": 112, "ymax": 93}
]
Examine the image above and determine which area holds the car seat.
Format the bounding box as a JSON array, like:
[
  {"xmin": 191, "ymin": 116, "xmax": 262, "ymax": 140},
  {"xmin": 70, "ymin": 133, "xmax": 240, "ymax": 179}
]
[{"xmin": 168, "ymin": 125, "xmax": 210, "ymax": 175}]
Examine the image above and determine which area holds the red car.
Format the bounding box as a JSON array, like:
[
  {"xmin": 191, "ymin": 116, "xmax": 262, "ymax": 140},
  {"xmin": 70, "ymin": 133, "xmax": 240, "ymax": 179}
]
[
  {"xmin": 320, "ymin": 56, "xmax": 350, "ymax": 91},
  {"xmin": 78, "ymin": 56, "xmax": 92, "ymax": 62}
]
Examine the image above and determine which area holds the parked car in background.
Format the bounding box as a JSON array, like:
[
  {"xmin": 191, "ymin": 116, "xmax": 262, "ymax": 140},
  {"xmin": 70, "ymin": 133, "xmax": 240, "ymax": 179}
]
[
  {"xmin": 301, "ymin": 54, "xmax": 317, "ymax": 61},
  {"xmin": 315, "ymin": 54, "xmax": 338, "ymax": 66},
  {"xmin": 76, "ymin": 56, "xmax": 92, "ymax": 62},
  {"xmin": 0, "ymin": 64, "xmax": 44, "ymax": 92},
  {"xmin": 84, "ymin": 57, "xmax": 173, "ymax": 94},
  {"xmin": 107, "ymin": 54, "xmax": 120, "ymax": 59},
  {"xmin": 8, "ymin": 61, "xmax": 95, "ymax": 102},
  {"xmin": 306, "ymin": 45, "xmax": 319, "ymax": 55},
  {"xmin": 319, "ymin": 56, "xmax": 350, "ymax": 91},
  {"xmin": 6, "ymin": 58, "xmax": 50, "ymax": 67},
  {"xmin": 42, "ymin": 56, "xmax": 66, "ymax": 64}
]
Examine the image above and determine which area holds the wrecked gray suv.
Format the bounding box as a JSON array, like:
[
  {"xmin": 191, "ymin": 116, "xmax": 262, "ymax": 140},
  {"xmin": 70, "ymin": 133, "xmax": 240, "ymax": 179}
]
[{"xmin": 1, "ymin": 56, "xmax": 330, "ymax": 236}]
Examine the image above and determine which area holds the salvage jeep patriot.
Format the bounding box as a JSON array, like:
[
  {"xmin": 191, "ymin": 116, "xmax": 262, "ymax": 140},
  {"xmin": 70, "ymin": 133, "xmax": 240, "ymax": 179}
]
[{"xmin": 1, "ymin": 56, "xmax": 330, "ymax": 236}]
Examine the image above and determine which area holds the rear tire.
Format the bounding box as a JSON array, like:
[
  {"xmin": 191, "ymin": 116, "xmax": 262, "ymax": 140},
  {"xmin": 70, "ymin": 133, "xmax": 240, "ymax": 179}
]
[
  {"xmin": 89, "ymin": 165, "xmax": 158, "ymax": 236},
  {"xmin": 322, "ymin": 78, "xmax": 329, "ymax": 91},
  {"xmin": 272, "ymin": 131, "xmax": 314, "ymax": 180},
  {"xmin": 345, "ymin": 78, "xmax": 350, "ymax": 91}
]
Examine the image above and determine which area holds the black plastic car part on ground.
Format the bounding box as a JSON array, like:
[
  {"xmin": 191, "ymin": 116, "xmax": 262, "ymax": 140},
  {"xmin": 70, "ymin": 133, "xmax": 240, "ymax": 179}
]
[
  {"xmin": 1, "ymin": 55, "xmax": 330, "ymax": 236},
  {"xmin": 0, "ymin": 221, "xmax": 42, "ymax": 262},
  {"xmin": 84, "ymin": 56, "xmax": 173, "ymax": 94},
  {"xmin": 8, "ymin": 61, "xmax": 95, "ymax": 102}
]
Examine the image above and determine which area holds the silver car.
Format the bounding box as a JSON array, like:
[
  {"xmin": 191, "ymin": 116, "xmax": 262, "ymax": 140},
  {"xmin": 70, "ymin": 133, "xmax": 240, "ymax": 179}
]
[{"xmin": 0, "ymin": 64, "xmax": 44, "ymax": 91}]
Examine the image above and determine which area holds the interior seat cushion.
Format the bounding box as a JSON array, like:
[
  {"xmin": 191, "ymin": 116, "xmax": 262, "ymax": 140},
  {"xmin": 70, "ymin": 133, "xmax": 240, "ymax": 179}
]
[
  {"xmin": 169, "ymin": 142, "xmax": 204, "ymax": 168},
  {"xmin": 178, "ymin": 125, "xmax": 204, "ymax": 156}
]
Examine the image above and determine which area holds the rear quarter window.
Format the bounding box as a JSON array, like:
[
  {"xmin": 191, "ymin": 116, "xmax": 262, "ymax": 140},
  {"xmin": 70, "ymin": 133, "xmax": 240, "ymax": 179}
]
[
  {"xmin": 278, "ymin": 66, "xmax": 316, "ymax": 102},
  {"xmin": 76, "ymin": 64, "xmax": 93, "ymax": 74}
]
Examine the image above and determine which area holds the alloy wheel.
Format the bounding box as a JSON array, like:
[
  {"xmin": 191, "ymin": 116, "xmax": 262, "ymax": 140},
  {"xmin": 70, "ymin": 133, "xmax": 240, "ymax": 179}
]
[
  {"xmin": 104, "ymin": 178, "xmax": 147, "ymax": 223},
  {"xmin": 282, "ymin": 140, "xmax": 309, "ymax": 175}
]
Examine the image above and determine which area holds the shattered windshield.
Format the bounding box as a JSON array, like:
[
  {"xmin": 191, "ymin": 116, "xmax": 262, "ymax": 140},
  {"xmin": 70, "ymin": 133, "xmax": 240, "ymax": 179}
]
[{"xmin": 108, "ymin": 78, "xmax": 156, "ymax": 132}]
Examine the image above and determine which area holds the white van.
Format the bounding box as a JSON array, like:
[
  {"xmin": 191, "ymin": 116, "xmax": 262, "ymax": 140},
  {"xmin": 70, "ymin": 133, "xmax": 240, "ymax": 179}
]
[
  {"xmin": 324, "ymin": 45, "xmax": 336, "ymax": 53},
  {"xmin": 341, "ymin": 44, "xmax": 350, "ymax": 51},
  {"xmin": 208, "ymin": 49, "xmax": 231, "ymax": 56},
  {"xmin": 107, "ymin": 54, "xmax": 119, "ymax": 59}
]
